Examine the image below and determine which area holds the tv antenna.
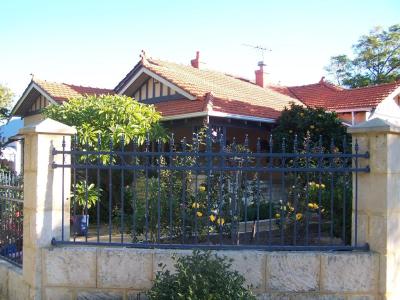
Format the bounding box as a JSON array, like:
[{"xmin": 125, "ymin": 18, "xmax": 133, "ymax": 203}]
[{"xmin": 242, "ymin": 43, "xmax": 271, "ymax": 64}]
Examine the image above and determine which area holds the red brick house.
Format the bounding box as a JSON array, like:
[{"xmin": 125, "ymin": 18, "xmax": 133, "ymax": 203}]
[{"xmin": 11, "ymin": 52, "xmax": 400, "ymax": 144}]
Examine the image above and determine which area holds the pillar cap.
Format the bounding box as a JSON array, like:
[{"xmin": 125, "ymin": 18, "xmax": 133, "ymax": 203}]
[
  {"xmin": 19, "ymin": 118, "xmax": 77, "ymax": 136},
  {"xmin": 348, "ymin": 118, "xmax": 400, "ymax": 134}
]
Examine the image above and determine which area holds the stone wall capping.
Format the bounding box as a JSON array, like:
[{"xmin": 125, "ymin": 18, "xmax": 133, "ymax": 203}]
[
  {"xmin": 347, "ymin": 117, "xmax": 400, "ymax": 134},
  {"xmin": 18, "ymin": 118, "xmax": 77, "ymax": 135}
]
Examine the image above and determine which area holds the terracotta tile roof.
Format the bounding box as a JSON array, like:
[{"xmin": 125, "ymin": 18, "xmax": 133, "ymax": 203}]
[
  {"xmin": 271, "ymin": 79, "xmax": 400, "ymax": 111},
  {"xmin": 324, "ymin": 81, "xmax": 400, "ymax": 110},
  {"xmin": 212, "ymin": 98, "xmax": 281, "ymax": 119},
  {"xmin": 34, "ymin": 79, "xmax": 114, "ymax": 102},
  {"xmin": 118, "ymin": 57, "xmax": 303, "ymax": 119},
  {"xmin": 154, "ymin": 98, "xmax": 206, "ymax": 117}
]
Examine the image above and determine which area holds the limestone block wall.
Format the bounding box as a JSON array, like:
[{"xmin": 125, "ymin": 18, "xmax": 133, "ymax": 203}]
[
  {"xmin": 37, "ymin": 247, "xmax": 379, "ymax": 300},
  {"xmin": 0, "ymin": 260, "xmax": 30, "ymax": 300}
]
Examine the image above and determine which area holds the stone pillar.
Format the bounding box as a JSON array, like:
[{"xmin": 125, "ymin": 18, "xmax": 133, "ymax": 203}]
[
  {"xmin": 348, "ymin": 118, "xmax": 400, "ymax": 300},
  {"xmin": 19, "ymin": 118, "xmax": 76, "ymax": 299}
]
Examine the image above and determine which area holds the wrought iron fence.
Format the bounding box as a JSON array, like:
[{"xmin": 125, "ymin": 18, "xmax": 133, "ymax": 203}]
[
  {"xmin": 0, "ymin": 170, "xmax": 23, "ymax": 266},
  {"xmin": 52, "ymin": 131, "xmax": 369, "ymax": 251}
]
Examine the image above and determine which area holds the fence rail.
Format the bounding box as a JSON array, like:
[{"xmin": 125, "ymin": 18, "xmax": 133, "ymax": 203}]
[
  {"xmin": 52, "ymin": 131, "xmax": 369, "ymax": 251},
  {"xmin": 0, "ymin": 170, "xmax": 23, "ymax": 267}
]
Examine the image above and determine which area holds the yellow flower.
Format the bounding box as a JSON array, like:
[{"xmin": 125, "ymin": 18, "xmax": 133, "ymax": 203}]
[
  {"xmin": 296, "ymin": 213, "xmax": 303, "ymax": 221},
  {"xmin": 310, "ymin": 125, "xmax": 315, "ymax": 129},
  {"xmin": 196, "ymin": 211, "xmax": 203, "ymax": 217},
  {"xmin": 217, "ymin": 218, "xmax": 225, "ymax": 225},
  {"xmin": 308, "ymin": 203, "xmax": 319, "ymax": 210},
  {"xmin": 308, "ymin": 182, "xmax": 315, "ymax": 187},
  {"xmin": 275, "ymin": 213, "xmax": 281, "ymax": 218},
  {"xmin": 199, "ymin": 186, "xmax": 206, "ymax": 192},
  {"xmin": 300, "ymin": 112, "xmax": 304, "ymax": 117},
  {"xmin": 209, "ymin": 215, "xmax": 216, "ymax": 222},
  {"xmin": 315, "ymin": 184, "xmax": 320, "ymax": 188},
  {"xmin": 192, "ymin": 202, "xmax": 200, "ymax": 209},
  {"xmin": 320, "ymin": 184, "xmax": 325, "ymax": 189}
]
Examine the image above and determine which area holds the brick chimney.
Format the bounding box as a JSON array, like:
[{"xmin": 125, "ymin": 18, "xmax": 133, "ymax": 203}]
[
  {"xmin": 191, "ymin": 51, "xmax": 200, "ymax": 69},
  {"xmin": 255, "ymin": 61, "xmax": 266, "ymax": 87}
]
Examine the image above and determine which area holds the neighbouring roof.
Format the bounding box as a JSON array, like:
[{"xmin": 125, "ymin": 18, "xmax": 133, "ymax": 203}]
[
  {"xmin": 11, "ymin": 79, "xmax": 115, "ymax": 116},
  {"xmin": 116, "ymin": 57, "xmax": 303, "ymax": 120},
  {"xmin": 33, "ymin": 79, "xmax": 114, "ymax": 102},
  {"xmin": 270, "ymin": 78, "xmax": 400, "ymax": 111}
]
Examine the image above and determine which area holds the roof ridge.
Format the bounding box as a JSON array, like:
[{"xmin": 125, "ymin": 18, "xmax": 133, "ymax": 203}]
[
  {"xmin": 146, "ymin": 56, "xmax": 301, "ymax": 103},
  {"xmin": 286, "ymin": 87, "xmax": 303, "ymax": 102},
  {"xmin": 64, "ymin": 83, "xmax": 113, "ymax": 91},
  {"xmin": 34, "ymin": 78, "xmax": 111, "ymax": 91},
  {"xmin": 320, "ymin": 80, "xmax": 343, "ymax": 91}
]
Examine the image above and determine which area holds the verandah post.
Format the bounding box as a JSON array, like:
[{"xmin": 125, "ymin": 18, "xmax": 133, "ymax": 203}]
[
  {"xmin": 19, "ymin": 118, "xmax": 76, "ymax": 299},
  {"xmin": 348, "ymin": 118, "xmax": 400, "ymax": 300}
]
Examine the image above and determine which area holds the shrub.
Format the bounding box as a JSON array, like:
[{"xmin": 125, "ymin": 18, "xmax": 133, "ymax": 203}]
[
  {"xmin": 147, "ymin": 250, "xmax": 256, "ymax": 300},
  {"xmin": 272, "ymin": 103, "xmax": 348, "ymax": 152}
]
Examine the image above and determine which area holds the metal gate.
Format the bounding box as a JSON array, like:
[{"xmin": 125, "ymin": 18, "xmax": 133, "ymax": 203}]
[{"xmin": 0, "ymin": 170, "xmax": 23, "ymax": 266}]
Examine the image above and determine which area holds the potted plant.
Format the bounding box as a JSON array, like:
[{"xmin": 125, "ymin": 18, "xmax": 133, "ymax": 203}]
[{"xmin": 71, "ymin": 181, "xmax": 102, "ymax": 236}]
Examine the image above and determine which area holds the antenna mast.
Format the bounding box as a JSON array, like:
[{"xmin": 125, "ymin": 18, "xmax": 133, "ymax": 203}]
[{"xmin": 242, "ymin": 43, "xmax": 271, "ymax": 65}]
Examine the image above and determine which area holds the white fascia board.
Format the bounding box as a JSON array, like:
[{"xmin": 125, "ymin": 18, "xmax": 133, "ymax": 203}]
[
  {"xmin": 31, "ymin": 83, "xmax": 58, "ymax": 104},
  {"xmin": 383, "ymin": 85, "xmax": 400, "ymax": 103},
  {"xmin": 118, "ymin": 67, "xmax": 196, "ymax": 100},
  {"xmin": 334, "ymin": 108, "xmax": 372, "ymax": 113},
  {"xmin": 208, "ymin": 111, "xmax": 276, "ymax": 123},
  {"xmin": 161, "ymin": 110, "xmax": 276, "ymax": 123},
  {"xmin": 161, "ymin": 111, "xmax": 208, "ymax": 121},
  {"xmin": 11, "ymin": 82, "xmax": 57, "ymax": 115}
]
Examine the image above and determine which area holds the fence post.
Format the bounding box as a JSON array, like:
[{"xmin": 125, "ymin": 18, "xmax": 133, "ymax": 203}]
[
  {"xmin": 348, "ymin": 118, "xmax": 400, "ymax": 299},
  {"xmin": 19, "ymin": 118, "xmax": 76, "ymax": 299}
]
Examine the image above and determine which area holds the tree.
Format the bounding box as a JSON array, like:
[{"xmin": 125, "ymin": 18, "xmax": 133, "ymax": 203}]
[
  {"xmin": 0, "ymin": 84, "xmax": 13, "ymax": 121},
  {"xmin": 43, "ymin": 94, "xmax": 166, "ymax": 149},
  {"xmin": 325, "ymin": 24, "xmax": 400, "ymax": 88}
]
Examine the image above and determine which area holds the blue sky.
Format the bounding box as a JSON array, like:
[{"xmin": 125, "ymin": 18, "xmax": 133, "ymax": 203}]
[{"xmin": 1, "ymin": 0, "xmax": 399, "ymax": 102}]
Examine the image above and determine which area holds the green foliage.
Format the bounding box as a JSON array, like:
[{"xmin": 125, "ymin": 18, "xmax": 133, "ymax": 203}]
[
  {"xmin": 325, "ymin": 24, "xmax": 400, "ymax": 87},
  {"xmin": 147, "ymin": 250, "xmax": 256, "ymax": 300},
  {"xmin": 282, "ymin": 176, "xmax": 352, "ymax": 243},
  {"xmin": 272, "ymin": 103, "xmax": 348, "ymax": 151},
  {"xmin": 0, "ymin": 84, "xmax": 13, "ymax": 122},
  {"xmin": 43, "ymin": 94, "xmax": 166, "ymax": 150},
  {"xmin": 272, "ymin": 104, "xmax": 352, "ymax": 242},
  {"xmin": 0, "ymin": 84, "xmax": 13, "ymax": 109},
  {"xmin": 72, "ymin": 181, "xmax": 102, "ymax": 214},
  {"xmin": 111, "ymin": 130, "xmax": 259, "ymax": 242}
]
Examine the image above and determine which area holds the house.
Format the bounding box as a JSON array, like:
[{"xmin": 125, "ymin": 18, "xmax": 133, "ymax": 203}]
[
  {"xmin": 11, "ymin": 79, "xmax": 114, "ymax": 126},
  {"xmin": 0, "ymin": 117, "xmax": 24, "ymax": 174},
  {"xmin": 271, "ymin": 78, "xmax": 400, "ymax": 126},
  {"xmin": 11, "ymin": 51, "xmax": 400, "ymax": 147}
]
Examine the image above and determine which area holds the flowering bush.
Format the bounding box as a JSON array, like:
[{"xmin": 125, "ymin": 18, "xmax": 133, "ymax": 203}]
[{"xmin": 147, "ymin": 250, "xmax": 256, "ymax": 300}]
